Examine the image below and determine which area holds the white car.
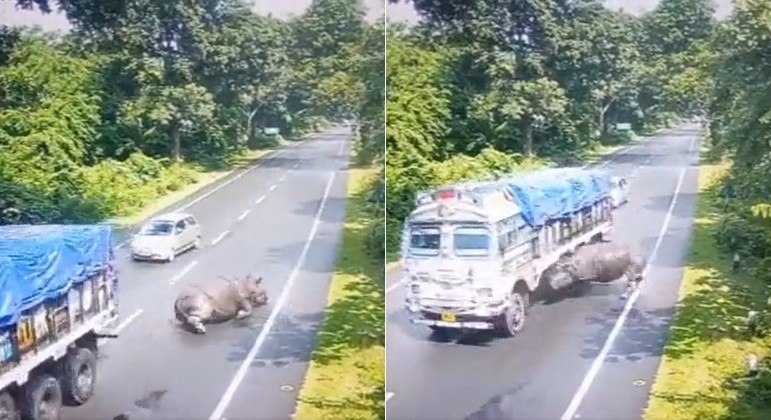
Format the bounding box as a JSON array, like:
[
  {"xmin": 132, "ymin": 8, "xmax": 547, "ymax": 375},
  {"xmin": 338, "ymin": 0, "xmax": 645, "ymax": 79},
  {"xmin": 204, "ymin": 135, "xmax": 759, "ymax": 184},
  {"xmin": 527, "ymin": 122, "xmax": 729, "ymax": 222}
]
[
  {"xmin": 609, "ymin": 176, "xmax": 630, "ymax": 208},
  {"xmin": 130, "ymin": 212, "xmax": 202, "ymax": 262}
]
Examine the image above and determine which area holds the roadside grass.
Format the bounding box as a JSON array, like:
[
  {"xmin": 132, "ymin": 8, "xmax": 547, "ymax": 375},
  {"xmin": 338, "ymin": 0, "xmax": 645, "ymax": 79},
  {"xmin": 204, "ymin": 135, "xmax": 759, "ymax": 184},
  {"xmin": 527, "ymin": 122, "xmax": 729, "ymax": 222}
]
[
  {"xmin": 293, "ymin": 167, "xmax": 385, "ymax": 420},
  {"xmin": 645, "ymin": 158, "xmax": 771, "ymax": 420}
]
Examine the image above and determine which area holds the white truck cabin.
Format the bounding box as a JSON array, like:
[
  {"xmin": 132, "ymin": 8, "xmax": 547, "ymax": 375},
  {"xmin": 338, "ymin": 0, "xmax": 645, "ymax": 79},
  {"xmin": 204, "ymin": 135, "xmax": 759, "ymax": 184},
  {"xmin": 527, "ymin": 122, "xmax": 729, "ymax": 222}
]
[
  {"xmin": 401, "ymin": 184, "xmax": 532, "ymax": 333},
  {"xmin": 401, "ymin": 171, "xmax": 615, "ymax": 338}
]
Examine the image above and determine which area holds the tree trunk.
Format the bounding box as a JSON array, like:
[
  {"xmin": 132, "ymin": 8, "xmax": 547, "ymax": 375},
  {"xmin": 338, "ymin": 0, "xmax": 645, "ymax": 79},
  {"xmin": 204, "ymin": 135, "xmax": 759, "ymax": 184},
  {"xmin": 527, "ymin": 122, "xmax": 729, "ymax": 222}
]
[
  {"xmin": 171, "ymin": 120, "xmax": 182, "ymax": 162},
  {"xmin": 522, "ymin": 118, "xmax": 533, "ymax": 158},
  {"xmin": 599, "ymin": 100, "xmax": 613, "ymax": 137}
]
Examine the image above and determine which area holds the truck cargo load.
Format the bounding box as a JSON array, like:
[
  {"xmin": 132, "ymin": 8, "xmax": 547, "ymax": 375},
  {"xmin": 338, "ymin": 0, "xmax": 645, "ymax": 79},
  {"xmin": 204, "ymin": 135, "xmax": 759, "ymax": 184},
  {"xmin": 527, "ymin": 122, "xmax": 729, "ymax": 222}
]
[
  {"xmin": 0, "ymin": 224, "xmax": 118, "ymax": 420},
  {"xmin": 489, "ymin": 168, "xmax": 612, "ymax": 227}
]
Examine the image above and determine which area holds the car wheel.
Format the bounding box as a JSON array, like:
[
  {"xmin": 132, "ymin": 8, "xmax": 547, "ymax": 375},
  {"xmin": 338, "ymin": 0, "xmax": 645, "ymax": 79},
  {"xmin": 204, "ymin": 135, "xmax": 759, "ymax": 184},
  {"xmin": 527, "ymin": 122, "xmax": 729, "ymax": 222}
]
[
  {"xmin": 192, "ymin": 236, "xmax": 202, "ymax": 250},
  {"xmin": 167, "ymin": 250, "xmax": 175, "ymax": 263}
]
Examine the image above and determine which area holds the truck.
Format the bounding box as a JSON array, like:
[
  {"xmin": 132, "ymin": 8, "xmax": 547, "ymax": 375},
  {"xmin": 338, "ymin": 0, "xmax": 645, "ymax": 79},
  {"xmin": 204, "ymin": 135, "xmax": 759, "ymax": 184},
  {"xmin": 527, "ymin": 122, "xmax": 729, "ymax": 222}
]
[
  {"xmin": 0, "ymin": 224, "xmax": 119, "ymax": 420},
  {"xmin": 400, "ymin": 167, "xmax": 616, "ymax": 337}
]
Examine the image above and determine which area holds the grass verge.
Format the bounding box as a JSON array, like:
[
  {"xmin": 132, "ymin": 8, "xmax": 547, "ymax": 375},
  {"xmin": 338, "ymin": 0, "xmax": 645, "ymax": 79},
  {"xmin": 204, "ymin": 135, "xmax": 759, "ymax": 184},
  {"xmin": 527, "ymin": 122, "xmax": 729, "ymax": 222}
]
[
  {"xmin": 645, "ymin": 159, "xmax": 771, "ymax": 420},
  {"xmin": 293, "ymin": 167, "xmax": 385, "ymax": 420}
]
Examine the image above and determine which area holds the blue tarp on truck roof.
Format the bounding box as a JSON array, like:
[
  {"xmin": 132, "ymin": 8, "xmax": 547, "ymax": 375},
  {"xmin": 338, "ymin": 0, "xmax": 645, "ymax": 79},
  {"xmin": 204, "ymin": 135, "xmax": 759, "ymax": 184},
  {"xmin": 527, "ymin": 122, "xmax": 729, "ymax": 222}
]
[
  {"xmin": 0, "ymin": 224, "xmax": 113, "ymax": 329},
  {"xmin": 472, "ymin": 168, "xmax": 612, "ymax": 228}
]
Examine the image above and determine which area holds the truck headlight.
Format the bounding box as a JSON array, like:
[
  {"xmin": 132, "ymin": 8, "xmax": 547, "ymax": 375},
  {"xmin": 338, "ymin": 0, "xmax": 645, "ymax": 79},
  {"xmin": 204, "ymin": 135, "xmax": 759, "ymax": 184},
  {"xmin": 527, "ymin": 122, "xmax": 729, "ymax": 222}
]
[
  {"xmin": 410, "ymin": 284, "xmax": 420, "ymax": 294},
  {"xmin": 477, "ymin": 288, "xmax": 493, "ymax": 298}
]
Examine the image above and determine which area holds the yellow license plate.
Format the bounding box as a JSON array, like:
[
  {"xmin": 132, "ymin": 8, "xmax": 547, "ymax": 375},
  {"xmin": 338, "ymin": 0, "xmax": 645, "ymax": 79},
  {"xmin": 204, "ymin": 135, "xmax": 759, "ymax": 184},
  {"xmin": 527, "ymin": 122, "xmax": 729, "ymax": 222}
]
[{"xmin": 440, "ymin": 312, "xmax": 456, "ymax": 322}]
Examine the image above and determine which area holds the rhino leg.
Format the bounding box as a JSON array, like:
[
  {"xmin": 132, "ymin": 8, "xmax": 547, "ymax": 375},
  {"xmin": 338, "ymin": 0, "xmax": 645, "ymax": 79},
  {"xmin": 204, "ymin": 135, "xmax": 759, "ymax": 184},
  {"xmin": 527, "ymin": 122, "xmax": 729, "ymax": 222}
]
[
  {"xmin": 184, "ymin": 298, "xmax": 210, "ymax": 333},
  {"xmin": 620, "ymin": 265, "xmax": 644, "ymax": 300},
  {"xmin": 188, "ymin": 315, "xmax": 206, "ymax": 334},
  {"xmin": 235, "ymin": 300, "xmax": 253, "ymax": 320}
]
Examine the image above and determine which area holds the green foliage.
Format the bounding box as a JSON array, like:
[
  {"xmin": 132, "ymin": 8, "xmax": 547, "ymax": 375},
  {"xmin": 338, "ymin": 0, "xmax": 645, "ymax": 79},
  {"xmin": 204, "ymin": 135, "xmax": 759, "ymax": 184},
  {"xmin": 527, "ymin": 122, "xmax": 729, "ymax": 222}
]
[
  {"xmin": 384, "ymin": 0, "xmax": 713, "ymax": 257},
  {"xmin": 707, "ymin": 0, "xmax": 771, "ymax": 289},
  {"xmin": 1, "ymin": 0, "xmax": 379, "ymax": 226}
]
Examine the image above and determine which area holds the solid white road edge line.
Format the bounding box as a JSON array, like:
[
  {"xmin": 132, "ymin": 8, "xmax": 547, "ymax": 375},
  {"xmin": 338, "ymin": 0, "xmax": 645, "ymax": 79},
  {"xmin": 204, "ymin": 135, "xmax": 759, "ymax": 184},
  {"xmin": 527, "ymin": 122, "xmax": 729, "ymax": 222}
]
[
  {"xmin": 385, "ymin": 281, "xmax": 403, "ymax": 294},
  {"xmin": 169, "ymin": 261, "xmax": 198, "ymax": 286},
  {"xmin": 560, "ymin": 164, "xmax": 689, "ymax": 420},
  {"xmin": 208, "ymin": 170, "xmax": 337, "ymax": 420},
  {"xmin": 211, "ymin": 231, "xmax": 229, "ymax": 246},
  {"xmin": 386, "ymin": 392, "xmax": 395, "ymax": 403}
]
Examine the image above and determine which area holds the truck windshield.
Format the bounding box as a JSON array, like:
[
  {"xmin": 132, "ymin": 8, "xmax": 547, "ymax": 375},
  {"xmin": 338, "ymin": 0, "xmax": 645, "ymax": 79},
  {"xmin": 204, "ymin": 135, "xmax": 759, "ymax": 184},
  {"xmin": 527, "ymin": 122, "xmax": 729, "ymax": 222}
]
[
  {"xmin": 408, "ymin": 225, "xmax": 441, "ymax": 257},
  {"xmin": 453, "ymin": 226, "xmax": 491, "ymax": 257}
]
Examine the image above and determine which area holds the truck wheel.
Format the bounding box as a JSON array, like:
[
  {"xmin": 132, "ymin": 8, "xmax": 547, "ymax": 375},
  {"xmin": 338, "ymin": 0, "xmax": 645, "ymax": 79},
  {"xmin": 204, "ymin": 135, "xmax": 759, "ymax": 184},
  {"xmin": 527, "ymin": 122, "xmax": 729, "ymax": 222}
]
[
  {"xmin": 60, "ymin": 347, "xmax": 97, "ymax": 406},
  {"xmin": 19, "ymin": 374, "xmax": 62, "ymax": 420},
  {"xmin": 0, "ymin": 391, "xmax": 17, "ymax": 420},
  {"xmin": 497, "ymin": 290, "xmax": 528, "ymax": 337}
]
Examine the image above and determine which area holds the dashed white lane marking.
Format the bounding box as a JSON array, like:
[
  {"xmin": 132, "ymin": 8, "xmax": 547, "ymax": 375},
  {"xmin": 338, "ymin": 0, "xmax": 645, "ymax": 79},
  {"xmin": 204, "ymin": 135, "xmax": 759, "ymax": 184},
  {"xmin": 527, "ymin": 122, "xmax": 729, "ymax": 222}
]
[
  {"xmin": 237, "ymin": 210, "xmax": 250, "ymax": 222},
  {"xmin": 293, "ymin": 163, "xmax": 300, "ymax": 169},
  {"xmin": 115, "ymin": 309, "xmax": 144, "ymax": 334},
  {"xmin": 269, "ymin": 184, "xmax": 277, "ymax": 191},
  {"xmin": 279, "ymin": 176, "xmax": 286, "ymax": 182},
  {"xmin": 386, "ymin": 392, "xmax": 395, "ymax": 403},
  {"xmin": 211, "ymin": 231, "xmax": 229, "ymax": 245},
  {"xmin": 208, "ymin": 170, "xmax": 337, "ymax": 420},
  {"xmin": 560, "ymin": 164, "xmax": 689, "ymax": 420},
  {"xmin": 169, "ymin": 261, "xmax": 198, "ymax": 285},
  {"xmin": 113, "ymin": 140, "xmax": 311, "ymax": 248},
  {"xmin": 254, "ymin": 195, "xmax": 266, "ymax": 205}
]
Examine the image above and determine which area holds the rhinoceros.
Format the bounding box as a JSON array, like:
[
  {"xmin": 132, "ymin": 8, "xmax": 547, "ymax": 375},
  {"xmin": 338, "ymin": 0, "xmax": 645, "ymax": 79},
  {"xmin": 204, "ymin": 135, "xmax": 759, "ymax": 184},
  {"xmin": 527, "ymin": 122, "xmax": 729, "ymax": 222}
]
[
  {"xmin": 174, "ymin": 274, "xmax": 268, "ymax": 334},
  {"xmin": 555, "ymin": 242, "xmax": 647, "ymax": 298}
]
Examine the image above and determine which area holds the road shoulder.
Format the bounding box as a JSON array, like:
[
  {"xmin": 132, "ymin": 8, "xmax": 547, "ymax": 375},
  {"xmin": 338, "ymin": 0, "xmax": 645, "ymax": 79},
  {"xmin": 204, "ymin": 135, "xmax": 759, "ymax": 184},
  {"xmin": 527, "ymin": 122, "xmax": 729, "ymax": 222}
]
[
  {"xmin": 292, "ymin": 167, "xmax": 385, "ymax": 420},
  {"xmin": 644, "ymin": 158, "xmax": 771, "ymax": 419}
]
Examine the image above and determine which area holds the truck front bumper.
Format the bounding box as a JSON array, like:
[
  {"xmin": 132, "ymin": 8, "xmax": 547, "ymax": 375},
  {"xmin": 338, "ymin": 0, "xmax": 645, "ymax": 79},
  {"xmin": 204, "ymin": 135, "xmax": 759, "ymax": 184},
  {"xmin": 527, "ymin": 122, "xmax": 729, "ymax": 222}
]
[{"xmin": 405, "ymin": 298, "xmax": 509, "ymax": 330}]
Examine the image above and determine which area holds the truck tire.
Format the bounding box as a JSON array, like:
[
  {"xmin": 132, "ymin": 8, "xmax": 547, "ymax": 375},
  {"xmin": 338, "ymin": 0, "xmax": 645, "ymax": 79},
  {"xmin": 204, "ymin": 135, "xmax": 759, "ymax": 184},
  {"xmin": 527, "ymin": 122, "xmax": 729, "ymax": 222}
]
[
  {"xmin": 0, "ymin": 391, "xmax": 17, "ymax": 420},
  {"xmin": 497, "ymin": 290, "xmax": 528, "ymax": 337},
  {"xmin": 60, "ymin": 347, "xmax": 97, "ymax": 406},
  {"xmin": 19, "ymin": 375, "xmax": 62, "ymax": 420}
]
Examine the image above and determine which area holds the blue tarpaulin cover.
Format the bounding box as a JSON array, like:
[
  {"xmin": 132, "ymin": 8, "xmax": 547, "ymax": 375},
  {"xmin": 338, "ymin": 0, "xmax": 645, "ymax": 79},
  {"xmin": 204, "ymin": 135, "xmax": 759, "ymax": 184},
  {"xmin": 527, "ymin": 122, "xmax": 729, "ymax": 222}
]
[
  {"xmin": 0, "ymin": 225, "xmax": 112, "ymax": 329},
  {"xmin": 473, "ymin": 168, "xmax": 612, "ymax": 228}
]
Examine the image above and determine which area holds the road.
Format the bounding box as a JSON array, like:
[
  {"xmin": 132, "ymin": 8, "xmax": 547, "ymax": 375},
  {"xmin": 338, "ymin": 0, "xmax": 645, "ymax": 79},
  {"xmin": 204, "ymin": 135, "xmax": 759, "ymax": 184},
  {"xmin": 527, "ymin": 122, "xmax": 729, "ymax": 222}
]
[
  {"xmin": 385, "ymin": 123, "xmax": 702, "ymax": 420},
  {"xmin": 63, "ymin": 127, "xmax": 351, "ymax": 419}
]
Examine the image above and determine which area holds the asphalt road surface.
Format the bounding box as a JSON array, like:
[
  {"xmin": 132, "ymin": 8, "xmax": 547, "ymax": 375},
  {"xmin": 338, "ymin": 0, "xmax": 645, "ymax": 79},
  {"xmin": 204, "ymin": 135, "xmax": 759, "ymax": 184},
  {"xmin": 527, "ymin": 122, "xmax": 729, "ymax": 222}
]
[
  {"xmin": 63, "ymin": 127, "xmax": 351, "ymax": 419},
  {"xmin": 385, "ymin": 123, "xmax": 702, "ymax": 420}
]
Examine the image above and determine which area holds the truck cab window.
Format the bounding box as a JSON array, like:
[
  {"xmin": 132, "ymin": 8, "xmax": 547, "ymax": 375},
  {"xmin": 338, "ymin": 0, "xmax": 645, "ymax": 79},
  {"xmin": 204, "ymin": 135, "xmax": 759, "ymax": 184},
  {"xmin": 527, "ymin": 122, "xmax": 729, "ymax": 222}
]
[
  {"xmin": 454, "ymin": 226, "xmax": 491, "ymax": 257},
  {"xmin": 409, "ymin": 227, "xmax": 441, "ymax": 257}
]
